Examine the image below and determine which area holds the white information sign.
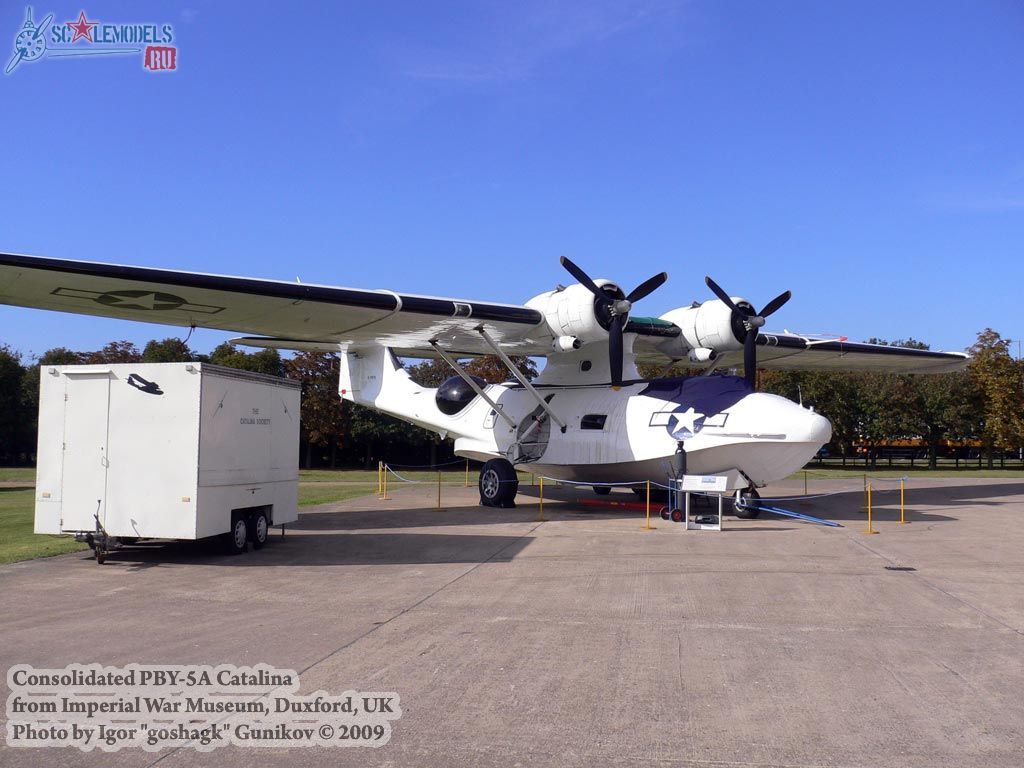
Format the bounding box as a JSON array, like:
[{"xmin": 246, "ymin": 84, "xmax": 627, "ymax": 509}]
[{"xmin": 678, "ymin": 474, "xmax": 730, "ymax": 493}]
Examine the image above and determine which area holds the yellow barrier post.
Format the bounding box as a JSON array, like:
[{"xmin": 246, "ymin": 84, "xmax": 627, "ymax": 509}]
[
  {"xmin": 382, "ymin": 467, "xmax": 389, "ymax": 501},
  {"xmin": 645, "ymin": 480, "xmax": 652, "ymax": 530},
  {"xmin": 863, "ymin": 474, "xmax": 867, "ymax": 513},
  {"xmin": 377, "ymin": 461, "xmax": 382, "ymax": 496},
  {"xmin": 464, "ymin": 459, "xmax": 469, "ymax": 488},
  {"xmin": 899, "ymin": 478, "xmax": 906, "ymax": 524},
  {"xmin": 865, "ymin": 483, "xmax": 878, "ymax": 534},
  {"xmin": 538, "ymin": 476, "xmax": 545, "ymax": 522},
  {"xmin": 437, "ymin": 471, "xmax": 442, "ymax": 509}
]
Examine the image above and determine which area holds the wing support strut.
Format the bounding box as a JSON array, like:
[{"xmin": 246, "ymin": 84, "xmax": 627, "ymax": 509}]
[
  {"xmin": 476, "ymin": 326, "xmax": 568, "ymax": 433},
  {"xmin": 701, "ymin": 358, "xmax": 722, "ymax": 377},
  {"xmin": 428, "ymin": 340, "xmax": 517, "ymax": 430}
]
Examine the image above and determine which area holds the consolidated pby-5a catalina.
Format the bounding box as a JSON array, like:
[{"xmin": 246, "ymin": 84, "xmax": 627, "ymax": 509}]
[{"xmin": 0, "ymin": 252, "xmax": 967, "ymax": 515}]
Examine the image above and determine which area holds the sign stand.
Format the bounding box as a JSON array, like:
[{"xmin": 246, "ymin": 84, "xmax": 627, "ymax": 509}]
[
  {"xmin": 675, "ymin": 475, "xmax": 729, "ymax": 532},
  {"xmin": 684, "ymin": 492, "xmax": 723, "ymax": 531}
]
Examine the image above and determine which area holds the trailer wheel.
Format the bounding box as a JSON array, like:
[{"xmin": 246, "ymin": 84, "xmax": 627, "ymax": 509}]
[
  {"xmin": 224, "ymin": 516, "xmax": 249, "ymax": 555},
  {"xmin": 250, "ymin": 510, "xmax": 269, "ymax": 549}
]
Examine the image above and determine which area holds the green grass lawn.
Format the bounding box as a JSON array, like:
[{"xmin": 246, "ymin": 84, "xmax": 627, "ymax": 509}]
[
  {"xmin": 299, "ymin": 483, "xmax": 378, "ymax": 506},
  {"xmin": 299, "ymin": 466, "xmax": 543, "ymax": 504},
  {"xmin": 300, "ymin": 466, "xmax": 538, "ymax": 484},
  {"xmin": 794, "ymin": 467, "xmax": 1024, "ymax": 479},
  {"xmin": 0, "ymin": 467, "xmax": 35, "ymax": 483},
  {"xmin": 0, "ymin": 489, "xmax": 88, "ymax": 564}
]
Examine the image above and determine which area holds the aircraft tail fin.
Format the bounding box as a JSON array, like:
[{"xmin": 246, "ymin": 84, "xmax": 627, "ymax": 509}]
[{"xmin": 338, "ymin": 346, "xmax": 427, "ymax": 415}]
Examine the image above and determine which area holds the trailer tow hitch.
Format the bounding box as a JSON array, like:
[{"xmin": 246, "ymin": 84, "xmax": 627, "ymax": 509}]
[{"xmin": 91, "ymin": 507, "xmax": 114, "ymax": 565}]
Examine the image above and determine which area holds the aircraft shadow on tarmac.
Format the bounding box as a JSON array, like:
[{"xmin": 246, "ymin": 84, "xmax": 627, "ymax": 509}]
[
  {"xmin": 68, "ymin": 481, "xmax": 1021, "ymax": 568},
  {"xmin": 519, "ymin": 484, "xmax": 993, "ymax": 525},
  {"xmin": 293, "ymin": 502, "xmax": 643, "ymax": 532},
  {"xmin": 295, "ymin": 505, "xmax": 549, "ymax": 531},
  {"xmin": 889, "ymin": 481, "xmax": 1024, "ymax": 507},
  {"xmin": 754, "ymin": 481, "xmax": 1024, "ymax": 523},
  {"xmin": 87, "ymin": 530, "xmax": 536, "ymax": 570},
  {"xmin": 520, "ymin": 485, "xmax": 972, "ymax": 525},
  {"xmin": 292, "ymin": 483, "xmax": 981, "ymax": 531}
]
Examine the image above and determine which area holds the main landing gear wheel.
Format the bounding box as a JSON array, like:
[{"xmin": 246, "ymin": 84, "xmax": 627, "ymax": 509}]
[
  {"xmin": 594, "ymin": 486, "xmax": 611, "ymax": 495},
  {"xmin": 733, "ymin": 487, "xmax": 761, "ymax": 519},
  {"xmin": 670, "ymin": 508, "xmax": 684, "ymax": 523},
  {"xmin": 479, "ymin": 458, "xmax": 518, "ymax": 508}
]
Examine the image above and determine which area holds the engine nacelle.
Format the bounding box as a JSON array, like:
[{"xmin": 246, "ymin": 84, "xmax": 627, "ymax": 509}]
[
  {"xmin": 526, "ymin": 281, "xmax": 623, "ymax": 345},
  {"xmin": 660, "ymin": 299, "xmax": 751, "ymax": 353}
]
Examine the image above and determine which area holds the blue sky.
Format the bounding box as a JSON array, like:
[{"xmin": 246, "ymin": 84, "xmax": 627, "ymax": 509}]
[{"xmin": 1, "ymin": 0, "xmax": 1022, "ymax": 359}]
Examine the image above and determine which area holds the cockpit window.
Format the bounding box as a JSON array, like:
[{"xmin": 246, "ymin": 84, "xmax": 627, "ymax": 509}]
[{"xmin": 581, "ymin": 414, "xmax": 607, "ymax": 430}]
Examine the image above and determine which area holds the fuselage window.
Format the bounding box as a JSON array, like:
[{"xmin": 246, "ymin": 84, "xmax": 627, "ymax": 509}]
[{"xmin": 581, "ymin": 414, "xmax": 607, "ymax": 430}]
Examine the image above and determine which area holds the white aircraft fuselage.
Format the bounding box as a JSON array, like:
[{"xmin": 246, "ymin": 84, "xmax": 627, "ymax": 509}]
[{"xmin": 340, "ymin": 345, "xmax": 831, "ymax": 491}]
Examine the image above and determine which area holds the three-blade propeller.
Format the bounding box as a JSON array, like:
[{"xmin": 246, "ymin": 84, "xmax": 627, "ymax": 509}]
[
  {"xmin": 704, "ymin": 276, "xmax": 791, "ymax": 389},
  {"xmin": 559, "ymin": 256, "xmax": 667, "ymax": 387},
  {"xmin": 557, "ymin": 258, "xmax": 792, "ymax": 390}
]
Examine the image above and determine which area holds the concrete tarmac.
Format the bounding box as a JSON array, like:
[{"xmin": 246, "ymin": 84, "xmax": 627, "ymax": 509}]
[{"xmin": 1, "ymin": 476, "xmax": 1022, "ymax": 767}]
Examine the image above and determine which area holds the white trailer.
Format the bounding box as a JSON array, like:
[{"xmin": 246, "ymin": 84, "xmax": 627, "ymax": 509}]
[{"xmin": 34, "ymin": 363, "xmax": 300, "ymax": 562}]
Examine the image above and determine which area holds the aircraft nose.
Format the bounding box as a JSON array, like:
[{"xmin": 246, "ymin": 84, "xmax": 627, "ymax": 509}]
[
  {"xmin": 729, "ymin": 393, "xmax": 832, "ymax": 446},
  {"xmin": 798, "ymin": 408, "xmax": 832, "ymax": 444}
]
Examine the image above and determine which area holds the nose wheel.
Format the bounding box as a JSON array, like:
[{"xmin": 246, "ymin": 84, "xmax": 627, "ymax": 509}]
[{"xmin": 733, "ymin": 487, "xmax": 761, "ymax": 519}]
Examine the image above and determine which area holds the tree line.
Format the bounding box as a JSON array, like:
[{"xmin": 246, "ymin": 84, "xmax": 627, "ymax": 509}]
[
  {"xmin": 757, "ymin": 329, "xmax": 1023, "ymax": 467},
  {"xmin": 0, "ymin": 329, "xmax": 1021, "ymax": 470},
  {"xmin": 0, "ymin": 337, "xmax": 535, "ymax": 469}
]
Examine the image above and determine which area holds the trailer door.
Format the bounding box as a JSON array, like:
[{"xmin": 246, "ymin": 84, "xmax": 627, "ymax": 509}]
[{"xmin": 60, "ymin": 371, "xmax": 112, "ymax": 532}]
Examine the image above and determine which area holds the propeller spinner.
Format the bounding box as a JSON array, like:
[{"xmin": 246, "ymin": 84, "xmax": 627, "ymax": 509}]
[
  {"xmin": 560, "ymin": 256, "xmax": 667, "ymax": 387},
  {"xmin": 704, "ymin": 276, "xmax": 791, "ymax": 389}
]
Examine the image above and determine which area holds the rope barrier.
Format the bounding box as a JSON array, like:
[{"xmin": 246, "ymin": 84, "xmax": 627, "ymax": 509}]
[
  {"xmin": 373, "ymin": 457, "xmax": 936, "ymax": 533},
  {"xmin": 378, "ymin": 459, "xmax": 924, "ymax": 526},
  {"xmin": 756, "ymin": 489, "xmax": 861, "ymax": 502},
  {"xmin": 383, "ymin": 458, "xmax": 466, "ymax": 469},
  {"xmin": 383, "ymin": 465, "xmax": 428, "ymax": 484},
  {"xmin": 526, "ymin": 477, "xmax": 651, "ymax": 488},
  {"xmin": 382, "ymin": 465, "xmax": 905, "ymax": 499},
  {"xmin": 864, "ymin": 475, "xmax": 910, "ymax": 485},
  {"xmin": 382, "ymin": 463, "xmax": 532, "ymax": 485}
]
